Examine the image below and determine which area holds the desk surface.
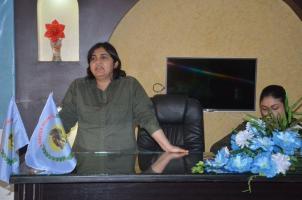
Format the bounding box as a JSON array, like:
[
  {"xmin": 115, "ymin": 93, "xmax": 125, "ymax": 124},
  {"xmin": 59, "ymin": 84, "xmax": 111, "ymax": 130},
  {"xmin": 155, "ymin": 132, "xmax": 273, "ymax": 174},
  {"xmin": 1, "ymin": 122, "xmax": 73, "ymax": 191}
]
[
  {"xmin": 10, "ymin": 152, "xmax": 302, "ymax": 184},
  {"xmin": 11, "ymin": 152, "xmax": 302, "ymax": 200}
]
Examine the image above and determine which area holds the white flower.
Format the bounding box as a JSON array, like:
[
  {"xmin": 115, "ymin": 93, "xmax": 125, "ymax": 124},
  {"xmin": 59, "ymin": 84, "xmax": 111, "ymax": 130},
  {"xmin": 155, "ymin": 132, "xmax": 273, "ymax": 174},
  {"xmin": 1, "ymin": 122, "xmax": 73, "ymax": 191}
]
[
  {"xmin": 256, "ymin": 119, "xmax": 266, "ymax": 128},
  {"xmin": 245, "ymin": 122, "xmax": 257, "ymax": 135},
  {"xmin": 235, "ymin": 130, "xmax": 254, "ymax": 148},
  {"xmin": 272, "ymin": 153, "xmax": 291, "ymax": 174},
  {"xmin": 222, "ymin": 146, "xmax": 230, "ymax": 156}
]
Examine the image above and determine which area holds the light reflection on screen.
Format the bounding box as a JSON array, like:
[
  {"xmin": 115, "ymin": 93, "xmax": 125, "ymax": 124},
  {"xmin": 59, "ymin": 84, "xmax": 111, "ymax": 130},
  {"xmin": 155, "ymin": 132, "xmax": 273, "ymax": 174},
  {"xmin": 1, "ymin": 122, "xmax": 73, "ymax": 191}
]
[{"xmin": 167, "ymin": 58, "xmax": 257, "ymax": 111}]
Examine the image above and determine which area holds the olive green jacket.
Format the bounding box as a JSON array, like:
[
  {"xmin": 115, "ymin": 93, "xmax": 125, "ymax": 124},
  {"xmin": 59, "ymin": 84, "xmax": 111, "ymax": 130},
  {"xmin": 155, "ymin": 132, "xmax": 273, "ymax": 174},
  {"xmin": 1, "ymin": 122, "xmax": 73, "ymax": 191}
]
[{"xmin": 59, "ymin": 76, "xmax": 160, "ymax": 152}]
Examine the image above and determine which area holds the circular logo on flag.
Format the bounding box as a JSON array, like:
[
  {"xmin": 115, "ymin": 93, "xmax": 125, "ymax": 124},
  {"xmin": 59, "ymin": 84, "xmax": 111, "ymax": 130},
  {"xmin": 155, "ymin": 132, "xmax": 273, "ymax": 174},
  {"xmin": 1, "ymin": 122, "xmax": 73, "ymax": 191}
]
[
  {"xmin": 47, "ymin": 126, "xmax": 67, "ymax": 152},
  {"xmin": 0, "ymin": 132, "xmax": 17, "ymax": 166}
]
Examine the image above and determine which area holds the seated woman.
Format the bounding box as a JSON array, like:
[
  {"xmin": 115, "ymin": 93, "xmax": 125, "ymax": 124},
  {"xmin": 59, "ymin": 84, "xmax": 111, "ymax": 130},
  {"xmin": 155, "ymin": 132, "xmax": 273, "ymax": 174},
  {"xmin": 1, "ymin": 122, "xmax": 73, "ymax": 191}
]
[{"xmin": 210, "ymin": 85, "xmax": 289, "ymax": 153}]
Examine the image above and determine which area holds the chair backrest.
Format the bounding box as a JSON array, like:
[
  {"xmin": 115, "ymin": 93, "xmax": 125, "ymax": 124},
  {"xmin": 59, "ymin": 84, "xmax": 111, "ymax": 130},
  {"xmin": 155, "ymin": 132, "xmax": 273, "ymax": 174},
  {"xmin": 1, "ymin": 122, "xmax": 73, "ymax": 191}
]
[{"xmin": 137, "ymin": 94, "xmax": 204, "ymax": 152}]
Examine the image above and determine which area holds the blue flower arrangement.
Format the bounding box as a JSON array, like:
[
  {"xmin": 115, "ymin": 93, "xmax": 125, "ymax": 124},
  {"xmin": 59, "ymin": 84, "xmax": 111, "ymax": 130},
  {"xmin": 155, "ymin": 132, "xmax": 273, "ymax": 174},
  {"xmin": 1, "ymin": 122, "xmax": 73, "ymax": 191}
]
[
  {"xmin": 205, "ymin": 117, "xmax": 301, "ymax": 178},
  {"xmin": 192, "ymin": 96, "xmax": 302, "ymax": 185}
]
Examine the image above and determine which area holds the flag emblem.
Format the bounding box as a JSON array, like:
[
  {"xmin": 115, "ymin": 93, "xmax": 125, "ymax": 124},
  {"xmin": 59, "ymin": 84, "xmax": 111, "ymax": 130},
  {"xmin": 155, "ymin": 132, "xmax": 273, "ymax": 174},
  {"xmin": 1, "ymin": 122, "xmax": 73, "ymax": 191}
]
[
  {"xmin": 48, "ymin": 126, "xmax": 66, "ymax": 152},
  {"xmin": 0, "ymin": 130, "xmax": 17, "ymax": 166}
]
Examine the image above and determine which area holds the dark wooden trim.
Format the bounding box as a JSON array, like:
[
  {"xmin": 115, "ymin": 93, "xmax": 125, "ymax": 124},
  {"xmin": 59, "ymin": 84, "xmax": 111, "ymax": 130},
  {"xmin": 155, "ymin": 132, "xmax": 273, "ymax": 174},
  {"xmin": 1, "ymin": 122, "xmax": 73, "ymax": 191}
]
[
  {"xmin": 10, "ymin": 173, "xmax": 302, "ymax": 184},
  {"xmin": 284, "ymin": 0, "xmax": 302, "ymax": 21},
  {"xmin": 14, "ymin": 182, "xmax": 302, "ymax": 200}
]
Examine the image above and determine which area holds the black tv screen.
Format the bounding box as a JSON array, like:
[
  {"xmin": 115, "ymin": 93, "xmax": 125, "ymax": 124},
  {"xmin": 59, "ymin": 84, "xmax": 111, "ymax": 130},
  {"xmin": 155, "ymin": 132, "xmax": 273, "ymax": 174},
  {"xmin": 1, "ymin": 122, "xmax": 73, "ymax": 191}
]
[{"xmin": 166, "ymin": 58, "xmax": 257, "ymax": 111}]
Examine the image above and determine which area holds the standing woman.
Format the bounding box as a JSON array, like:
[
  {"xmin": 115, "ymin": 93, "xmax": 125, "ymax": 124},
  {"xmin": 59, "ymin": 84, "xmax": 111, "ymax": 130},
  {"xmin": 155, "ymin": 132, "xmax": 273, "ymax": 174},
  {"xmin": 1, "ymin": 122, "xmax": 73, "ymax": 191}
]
[{"xmin": 59, "ymin": 42, "xmax": 187, "ymax": 153}]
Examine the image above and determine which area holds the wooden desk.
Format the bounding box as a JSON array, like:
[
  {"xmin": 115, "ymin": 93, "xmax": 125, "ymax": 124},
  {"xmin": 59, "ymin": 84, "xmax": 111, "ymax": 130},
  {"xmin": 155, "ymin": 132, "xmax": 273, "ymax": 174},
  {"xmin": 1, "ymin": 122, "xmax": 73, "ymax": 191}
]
[{"xmin": 10, "ymin": 152, "xmax": 302, "ymax": 200}]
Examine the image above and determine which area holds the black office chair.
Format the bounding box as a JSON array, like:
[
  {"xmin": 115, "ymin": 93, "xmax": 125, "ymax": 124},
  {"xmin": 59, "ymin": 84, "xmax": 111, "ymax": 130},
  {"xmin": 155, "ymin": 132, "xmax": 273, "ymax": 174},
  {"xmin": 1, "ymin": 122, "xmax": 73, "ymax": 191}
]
[{"xmin": 137, "ymin": 94, "xmax": 204, "ymax": 152}]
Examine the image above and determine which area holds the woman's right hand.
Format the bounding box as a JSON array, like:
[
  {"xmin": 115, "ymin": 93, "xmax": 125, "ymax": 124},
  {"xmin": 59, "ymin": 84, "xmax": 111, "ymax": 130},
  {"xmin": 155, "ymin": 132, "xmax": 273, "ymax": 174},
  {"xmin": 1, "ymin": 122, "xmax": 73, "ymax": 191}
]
[{"xmin": 165, "ymin": 144, "xmax": 189, "ymax": 153}]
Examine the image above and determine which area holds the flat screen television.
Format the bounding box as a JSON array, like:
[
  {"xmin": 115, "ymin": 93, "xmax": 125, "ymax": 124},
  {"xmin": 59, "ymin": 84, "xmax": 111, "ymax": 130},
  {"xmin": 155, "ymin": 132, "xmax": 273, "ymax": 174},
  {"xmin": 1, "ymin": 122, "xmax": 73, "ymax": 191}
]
[{"xmin": 166, "ymin": 58, "xmax": 257, "ymax": 111}]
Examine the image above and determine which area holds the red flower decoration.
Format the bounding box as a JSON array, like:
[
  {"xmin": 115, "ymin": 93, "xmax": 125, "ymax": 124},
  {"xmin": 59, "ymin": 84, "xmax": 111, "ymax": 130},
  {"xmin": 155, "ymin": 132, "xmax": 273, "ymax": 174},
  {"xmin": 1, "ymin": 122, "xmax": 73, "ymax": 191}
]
[{"xmin": 44, "ymin": 19, "xmax": 65, "ymax": 43}]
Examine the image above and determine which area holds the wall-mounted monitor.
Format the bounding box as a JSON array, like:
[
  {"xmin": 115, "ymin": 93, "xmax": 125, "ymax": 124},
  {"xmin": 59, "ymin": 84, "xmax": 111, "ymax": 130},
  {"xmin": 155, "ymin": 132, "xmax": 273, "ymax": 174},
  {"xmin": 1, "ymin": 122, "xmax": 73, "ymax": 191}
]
[{"xmin": 166, "ymin": 58, "xmax": 257, "ymax": 111}]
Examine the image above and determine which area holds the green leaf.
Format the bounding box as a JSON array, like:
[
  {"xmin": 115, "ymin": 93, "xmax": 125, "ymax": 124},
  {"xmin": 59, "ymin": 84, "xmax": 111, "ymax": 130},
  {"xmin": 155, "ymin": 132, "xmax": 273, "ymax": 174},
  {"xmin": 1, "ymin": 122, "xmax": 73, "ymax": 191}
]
[
  {"xmin": 290, "ymin": 96, "xmax": 302, "ymax": 111},
  {"xmin": 285, "ymin": 95, "xmax": 290, "ymax": 113},
  {"xmin": 281, "ymin": 117, "xmax": 287, "ymax": 130},
  {"xmin": 244, "ymin": 114, "xmax": 258, "ymax": 122},
  {"xmin": 242, "ymin": 175, "xmax": 258, "ymax": 193},
  {"xmin": 192, "ymin": 161, "xmax": 205, "ymax": 174},
  {"xmin": 288, "ymin": 109, "xmax": 292, "ymax": 124}
]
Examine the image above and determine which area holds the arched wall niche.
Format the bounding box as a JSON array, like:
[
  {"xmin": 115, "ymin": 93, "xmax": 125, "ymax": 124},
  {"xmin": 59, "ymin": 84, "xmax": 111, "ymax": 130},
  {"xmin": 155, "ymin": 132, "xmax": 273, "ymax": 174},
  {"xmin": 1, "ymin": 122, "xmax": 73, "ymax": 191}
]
[{"xmin": 37, "ymin": 0, "xmax": 79, "ymax": 61}]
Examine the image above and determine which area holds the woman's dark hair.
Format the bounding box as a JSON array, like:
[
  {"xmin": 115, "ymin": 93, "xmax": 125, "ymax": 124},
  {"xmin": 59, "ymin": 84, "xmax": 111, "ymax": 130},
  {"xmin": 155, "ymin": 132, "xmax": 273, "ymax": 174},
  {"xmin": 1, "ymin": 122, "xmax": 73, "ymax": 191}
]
[
  {"xmin": 260, "ymin": 85, "xmax": 286, "ymax": 106},
  {"xmin": 86, "ymin": 42, "xmax": 126, "ymax": 79}
]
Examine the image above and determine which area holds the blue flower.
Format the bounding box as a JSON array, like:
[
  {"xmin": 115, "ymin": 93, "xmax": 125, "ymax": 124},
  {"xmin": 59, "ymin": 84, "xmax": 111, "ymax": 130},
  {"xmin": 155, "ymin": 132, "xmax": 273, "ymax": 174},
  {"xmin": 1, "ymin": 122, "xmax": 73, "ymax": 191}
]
[
  {"xmin": 231, "ymin": 134, "xmax": 240, "ymax": 150},
  {"xmin": 205, "ymin": 167, "xmax": 232, "ymax": 174},
  {"xmin": 251, "ymin": 152, "xmax": 277, "ymax": 178},
  {"xmin": 249, "ymin": 137, "xmax": 274, "ymax": 152},
  {"xmin": 225, "ymin": 153, "xmax": 253, "ymax": 173},
  {"xmin": 273, "ymin": 131, "xmax": 302, "ymax": 155},
  {"xmin": 206, "ymin": 147, "xmax": 230, "ymax": 168}
]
